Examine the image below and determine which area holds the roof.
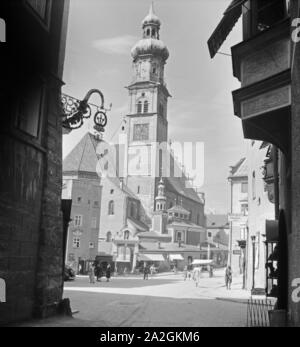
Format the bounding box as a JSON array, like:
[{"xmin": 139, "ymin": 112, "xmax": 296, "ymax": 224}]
[
  {"xmin": 106, "ymin": 176, "xmax": 138, "ymax": 201},
  {"xmin": 167, "ymin": 205, "xmax": 190, "ymax": 215},
  {"xmin": 206, "ymin": 214, "xmax": 229, "ymax": 229},
  {"xmin": 138, "ymin": 231, "xmax": 172, "ymax": 242},
  {"xmin": 63, "ymin": 132, "xmax": 101, "ymax": 176},
  {"xmin": 228, "ymin": 157, "xmax": 248, "ymax": 179},
  {"xmin": 140, "ymin": 242, "xmax": 201, "ymax": 253},
  {"xmin": 207, "ymin": 0, "xmax": 246, "ymax": 58},
  {"xmin": 165, "ymin": 177, "xmax": 202, "ymax": 204},
  {"xmin": 168, "ymin": 220, "xmax": 205, "ymax": 230},
  {"xmin": 127, "ymin": 217, "xmax": 149, "ymax": 232},
  {"xmin": 142, "ymin": 3, "xmax": 161, "ymax": 27}
]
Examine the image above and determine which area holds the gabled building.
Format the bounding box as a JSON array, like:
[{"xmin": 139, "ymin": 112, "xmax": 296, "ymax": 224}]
[{"xmin": 63, "ymin": 132, "xmax": 103, "ymax": 274}]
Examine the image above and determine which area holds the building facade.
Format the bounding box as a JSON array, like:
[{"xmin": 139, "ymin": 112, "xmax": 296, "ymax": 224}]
[
  {"xmin": 0, "ymin": 0, "xmax": 70, "ymax": 324},
  {"xmin": 209, "ymin": 0, "xmax": 300, "ymax": 325},
  {"xmin": 228, "ymin": 158, "xmax": 248, "ymax": 275},
  {"xmin": 62, "ymin": 133, "xmax": 103, "ymax": 274}
]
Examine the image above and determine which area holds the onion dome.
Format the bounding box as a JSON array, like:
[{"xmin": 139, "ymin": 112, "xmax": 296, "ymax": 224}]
[
  {"xmin": 131, "ymin": 38, "xmax": 169, "ymax": 61},
  {"xmin": 142, "ymin": 3, "xmax": 161, "ymax": 28}
]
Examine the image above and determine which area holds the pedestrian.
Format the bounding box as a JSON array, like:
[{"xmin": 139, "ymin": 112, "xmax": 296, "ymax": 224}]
[
  {"xmin": 192, "ymin": 265, "xmax": 201, "ymax": 287},
  {"xmin": 187, "ymin": 263, "xmax": 192, "ymax": 280},
  {"xmin": 106, "ymin": 264, "xmax": 111, "ymax": 282},
  {"xmin": 225, "ymin": 266, "xmax": 232, "ymax": 290},
  {"xmin": 209, "ymin": 265, "xmax": 214, "ymax": 278},
  {"xmin": 96, "ymin": 264, "xmax": 102, "ymax": 282},
  {"xmin": 150, "ymin": 264, "xmax": 155, "ymax": 277},
  {"xmin": 183, "ymin": 265, "xmax": 188, "ymax": 281},
  {"xmin": 89, "ymin": 264, "xmax": 95, "ymax": 284},
  {"xmin": 143, "ymin": 264, "xmax": 149, "ymax": 280}
]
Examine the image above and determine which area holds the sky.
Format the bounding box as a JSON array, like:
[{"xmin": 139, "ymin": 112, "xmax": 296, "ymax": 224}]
[{"xmin": 62, "ymin": 0, "xmax": 248, "ymax": 214}]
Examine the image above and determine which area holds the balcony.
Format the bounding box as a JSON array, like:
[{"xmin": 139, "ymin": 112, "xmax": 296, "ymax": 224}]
[{"xmin": 231, "ymin": 19, "xmax": 291, "ymax": 154}]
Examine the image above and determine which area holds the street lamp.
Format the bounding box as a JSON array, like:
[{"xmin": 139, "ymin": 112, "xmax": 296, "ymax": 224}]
[{"xmin": 61, "ymin": 89, "xmax": 111, "ymax": 133}]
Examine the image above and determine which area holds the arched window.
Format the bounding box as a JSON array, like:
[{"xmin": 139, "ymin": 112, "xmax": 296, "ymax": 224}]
[
  {"xmin": 146, "ymin": 28, "xmax": 150, "ymax": 37},
  {"xmin": 152, "ymin": 28, "xmax": 156, "ymax": 37},
  {"xmin": 108, "ymin": 200, "xmax": 114, "ymax": 215},
  {"xmin": 124, "ymin": 230, "xmax": 130, "ymax": 240},
  {"xmin": 143, "ymin": 100, "xmax": 149, "ymax": 113},
  {"xmin": 106, "ymin": 231, "xmax": 112, "ymax": 242},
  {"xmin": 137, "ymin": 101, "xmax": 142, "ymax": 113}
]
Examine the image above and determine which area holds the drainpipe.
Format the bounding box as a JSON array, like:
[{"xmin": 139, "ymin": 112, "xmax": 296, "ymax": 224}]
[{"xmin": 273, "ymin": 146, "xmax": 279, "ymax": 220}]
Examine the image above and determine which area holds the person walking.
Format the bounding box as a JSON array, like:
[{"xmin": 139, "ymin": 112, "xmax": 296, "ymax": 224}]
[
  {"xmin": 143, "ymin": 264, "xmax": 149, "ymax": 280},
  {"xmin": 89, "ymin": 264, "xmax": 95, "ymax": 284},
  {"xmin": 225, "ymin": 266, "xmax": 232, "ymax": 290},
  {"xmin": 96, "ymin": 264, "xmax": 102, "ymax": 282},
  {"xmin": 192, "ymin": 265, "xmax": 201, "ymax": 287},
  {"xmin": 183, "ymin": 265, "xmax": 188, "ymax": 281},
  {"xmin": 106, "ymin": 264, "xmax": 111, "ymax": 282},
  {"xmin": 150, "ymin": 264, "xmax": 155, "ymax": 277}
]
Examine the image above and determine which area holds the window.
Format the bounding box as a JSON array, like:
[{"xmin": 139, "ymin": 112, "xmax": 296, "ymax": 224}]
[
  {"xmin": 244, "ymin": 0, "xmax": 288, "ymax": 39},
  {"xmin": 74, "ymin": 215, "xmax": 82, "ymax": 227},
  {"xmin": 110, "ymin": 189, "xmax": 114, "ymax": 195},
  {"xmin": 152, "ymin": 28, "xmax": 156, "ymax": 37},
  {"xmin": 207, "ymin": 232, "xmax": 212, "ymax": 238},
  {"xmin": 15, "ymin": 80, "xmax": 43, "ymax": 138},
  {"xmin": 241, "ymin": 203, "xmax": 248, "ymax": 216},
  {"xmin": 146, "ymin": 28, "xmax": 150, "ymax": 36},
  {"xmin": 94, "ymin": 201, "xmax": 99, "ymax": 207},
  {"xmin": 169, "ymin": 202, "xmax": 173, "ymax": 209},
  {"xmin": 73, "ymin": 238, "xmax": 80, "ymax": 249},
  {"xmin": 197, "ymin": 214, "xmax": 200, "ymax": 225},
  {"xmin": 241, "ymin": 182, "xmax": 248, "ymax": 193},
  {"xmin": 89, "ymin": 242, "xmax": 95, "ymax": 249},
  {"xmin": 176, "ymin": 232, "xmax": 182, "ymax": 242},
  {"xmin": 77, "ymin": 197, "xmax": 82, "ymax": 204},
  {"xmin": 108, "ymin": 201, "xmax": 114, "ymax": 215},
  {"xmin": 137, "ymin": 101, "xmax": 142, "ymax": 114},
  {"xmin": 143, "ymin": 101, "xmax": 149, "ymax": 113},
  {"xmin": 137, "ymin": 186, "xmax": 140, "ymax": 194},
  {"xmin": 91, "ymin": 217, "xmax": 97, "ymax": 228},
  {"xmin": 124, "ymin": 230, "xmax": 130, "ymax": 240},
  {"xmin": 175, "ymin": 213, "xmax": 179, "ymax": 218},
  {"xmin": 106, "ymin": 231, "xmax": 112, "ymax": 242},
  {"xmin": 252, "ymin": 171, "xmax": 256, "ymax": 200}
]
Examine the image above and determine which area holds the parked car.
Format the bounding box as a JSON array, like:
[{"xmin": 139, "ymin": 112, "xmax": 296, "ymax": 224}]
[{"xmin": 64, "ymin": 265, "xmax": 76, "ymax": 281}]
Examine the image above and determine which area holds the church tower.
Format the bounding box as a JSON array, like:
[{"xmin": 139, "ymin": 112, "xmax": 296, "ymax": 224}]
[{"xmin": 124, "ymin": 4, "xmax": 171, "ymax": 225}]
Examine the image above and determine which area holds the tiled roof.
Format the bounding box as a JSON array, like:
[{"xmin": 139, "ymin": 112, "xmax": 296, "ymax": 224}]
[
  {"xmin": 63, "ymin": 132, "xmax": 101, "ymax": 175},
  {"xmin": 138, "ymin": 231, "xmax": 172, "ymax": 241},
  {"xmin": 206, "ymin": 214, "xmax": 229, "ymax": 228},
  {"xmin": 167, "ymin": 205, "xmax": 190, "ymax": 214},
  {"xmin": 229, "ymin": 157, "xmax": 248, "ymax": 178},
  {"xmin": 127, "ymin": 217, "xmax": 149, "ymax": 232}
]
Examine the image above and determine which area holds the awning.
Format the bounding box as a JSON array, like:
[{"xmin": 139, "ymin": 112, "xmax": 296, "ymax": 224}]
[
  {"xmin": 115, "ymin": 257, "xmax": 131, "ymax": 263},
  {"xmin": 169, "ymin": 254, "xmax": 184, "ymax": 261},
  {"xmin": 138, "ymin": 254, "xmax": 165, "ymax": 262},
  {"xmin": 192, "ymin": 259, "xmax": 213, "ymax": 265},
  {"xmin": 207, "ymin": 0, "xmax": 246, "ymax": 58}
]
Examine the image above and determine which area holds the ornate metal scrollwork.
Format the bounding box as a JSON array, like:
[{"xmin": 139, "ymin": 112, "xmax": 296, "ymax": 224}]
[{"xmin": 61, "ymin": 89, "xmax": 111, "ymax": 133}]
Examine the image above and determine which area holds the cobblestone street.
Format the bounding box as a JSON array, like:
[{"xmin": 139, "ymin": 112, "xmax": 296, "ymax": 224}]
[{"xmin": 18, "ymin": 270, "xmax": 250, "ymax": 327}]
